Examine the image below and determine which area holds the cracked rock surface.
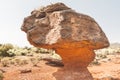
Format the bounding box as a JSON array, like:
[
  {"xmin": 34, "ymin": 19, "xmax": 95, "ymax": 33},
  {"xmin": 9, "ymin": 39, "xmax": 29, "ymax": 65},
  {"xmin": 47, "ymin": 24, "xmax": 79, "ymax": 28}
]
[
  {"xmin": 21, "ymin": 2, "xmax": 109, "ymax": 80},
  {"xmin": 21, "ymin": 2, "xmax": 109, "ymax": 50}
]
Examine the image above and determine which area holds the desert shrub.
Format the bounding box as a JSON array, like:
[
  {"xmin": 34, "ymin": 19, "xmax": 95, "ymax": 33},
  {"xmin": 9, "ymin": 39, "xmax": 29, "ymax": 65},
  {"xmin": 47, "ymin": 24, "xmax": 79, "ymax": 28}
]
[
  {"xmin": 1, "ymin": 57, "xmax": 10, "ymax": 67},
  {"xmin": 10, "ymin": 59, "xmax": 16, "ymax": 65},
  {"xmin": 96, "ymin": 54, "xmax": 107, "ymax": 59},
  {"xmin": 91, "ymin": 59, "xmax": 100, "ymax": 65},
  {"xmin": 7, "ymin": 47, "xmax": 29, "ymax": 56},
  {"xmin": 7, "ymin": 47, "xmax": 48, "ymax": 56},
  {"xmin": 0, "ymin": 43, "xmax": 55, "ymax": 57},
  {"xmin": 0, "ymin": 43, "xmax": 13, "ymax": 57},
  {"xmin": 36, "ymin": 48, "xmax": 51, "ymax": 54},
  {"xmin": 14, "ymin": 58, "xmax": 21, "ymax": 65},
  {"xmin": 18, "ymin": 59, "xmax": 28, "ymax": 65},
  {"xmin": 30, "ymin": 57, "xmax": 39, "ymax": 66},
  {"xmin": 28, "ymin": 47, "xmax": 54, "ymax": 54},
  {"xmin": 116, "ymin": 48, "xmax": 120, "ymax": 53},
  {"xmin": 30, "ymin": 47, "xmax": 38, "ymax": 52},
  {"xmin": 12, "ymin": 57, "xmax": 29, "ymax": 66},
  {"xmin": 51, "ymin": 53, "xmax": 62, "ymax": 60}
]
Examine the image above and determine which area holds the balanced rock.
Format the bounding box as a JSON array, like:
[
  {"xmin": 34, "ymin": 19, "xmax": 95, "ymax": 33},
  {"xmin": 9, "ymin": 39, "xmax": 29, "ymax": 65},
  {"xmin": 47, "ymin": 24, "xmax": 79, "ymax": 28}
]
[
  {"xmin": 21, "ymin": 2, "xmax": 109, "ymax": 50},
  {"xmin": 21, "ymin": 2, "xmax": 109, "ymax": 80}
]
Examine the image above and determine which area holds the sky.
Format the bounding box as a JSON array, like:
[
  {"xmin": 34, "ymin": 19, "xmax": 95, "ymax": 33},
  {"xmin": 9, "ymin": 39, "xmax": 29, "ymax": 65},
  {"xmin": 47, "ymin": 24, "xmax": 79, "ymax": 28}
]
[{"xmin": 0, "ymin": 0, "xmax": 120, "ymax": 47}]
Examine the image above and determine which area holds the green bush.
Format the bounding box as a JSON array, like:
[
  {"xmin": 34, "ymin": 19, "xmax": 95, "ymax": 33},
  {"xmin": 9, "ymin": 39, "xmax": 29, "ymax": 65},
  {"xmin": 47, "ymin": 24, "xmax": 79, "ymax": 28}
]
[
  {"xmin": 0, "ymin": 43, "xmax": 55, "ymax": 57},
  {"xmin": 7, "ymin": 48, "xmax": 29, "ymax": 56},
  {"xmin": 0, "ymin": 43, "xmax": 13, "ymax": 57}
]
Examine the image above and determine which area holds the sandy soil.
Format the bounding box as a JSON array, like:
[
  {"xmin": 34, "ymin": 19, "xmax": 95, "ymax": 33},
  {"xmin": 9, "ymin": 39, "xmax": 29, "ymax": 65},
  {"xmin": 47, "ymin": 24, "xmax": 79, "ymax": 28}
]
[
  {"xmin": 89, "ymin": 54, "xmax": 120, "ymax": 80},
  {"xmin": 0, "ymin": 54, "xmax": 120, "ymax": 80}
]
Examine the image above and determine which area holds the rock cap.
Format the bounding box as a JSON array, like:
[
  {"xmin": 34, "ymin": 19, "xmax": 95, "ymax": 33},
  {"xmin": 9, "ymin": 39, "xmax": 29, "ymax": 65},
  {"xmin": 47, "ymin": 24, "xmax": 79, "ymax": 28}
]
[{"xmin": 21, "ymin": 2, "xmax": 109, "ymax": 50}]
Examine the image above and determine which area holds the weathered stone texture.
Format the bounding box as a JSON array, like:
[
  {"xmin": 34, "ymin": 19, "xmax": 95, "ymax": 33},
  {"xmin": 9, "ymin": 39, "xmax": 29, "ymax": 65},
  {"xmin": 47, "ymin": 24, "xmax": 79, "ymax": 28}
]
[
  {"xmin": 21, "ymin": 2, "xmax": 109, "ymax": 80},
  {"xmin": 21, "ymin": 3, "xmax": 109, "ymax": 50}
]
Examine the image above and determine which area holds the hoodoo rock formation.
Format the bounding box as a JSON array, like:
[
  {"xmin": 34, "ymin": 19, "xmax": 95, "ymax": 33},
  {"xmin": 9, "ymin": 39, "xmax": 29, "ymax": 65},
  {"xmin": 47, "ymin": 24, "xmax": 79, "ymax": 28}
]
[{"xmin": 21, "ymin": 3, "xmax": 109, "ymax": 80}]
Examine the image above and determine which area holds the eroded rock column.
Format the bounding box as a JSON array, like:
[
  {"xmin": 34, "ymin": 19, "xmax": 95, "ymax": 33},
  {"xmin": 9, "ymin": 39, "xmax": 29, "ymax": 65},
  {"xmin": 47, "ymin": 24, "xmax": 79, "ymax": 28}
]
[
  {"xmin": 21, "ymin": 2, "xmax": 110, "ymax": 80},
  {"xmin": 52, "ymin": 42, "xmax": 95, "ymax": 80}
]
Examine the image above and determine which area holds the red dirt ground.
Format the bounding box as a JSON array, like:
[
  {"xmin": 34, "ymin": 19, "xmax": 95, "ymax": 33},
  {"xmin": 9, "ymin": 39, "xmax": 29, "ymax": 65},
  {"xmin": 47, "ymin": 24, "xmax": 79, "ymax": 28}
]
[{"xmin": 0, "ymin": 54, "xmax": 120, "ymax": 80}]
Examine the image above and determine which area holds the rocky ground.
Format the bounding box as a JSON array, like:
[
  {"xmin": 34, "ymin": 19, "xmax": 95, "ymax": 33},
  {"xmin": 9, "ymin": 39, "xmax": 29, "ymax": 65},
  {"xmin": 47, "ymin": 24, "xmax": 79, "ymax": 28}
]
[
  {"xmin": 89, "ymin": 53, "xmax": 120, "ymax": 80},
  {"xmin": 0, "ymin": 52, "xmax": 120, "ymax": 80},
  {"xmin": 0, "ymin": 43, "xmax": 120, "ymax": 80}
]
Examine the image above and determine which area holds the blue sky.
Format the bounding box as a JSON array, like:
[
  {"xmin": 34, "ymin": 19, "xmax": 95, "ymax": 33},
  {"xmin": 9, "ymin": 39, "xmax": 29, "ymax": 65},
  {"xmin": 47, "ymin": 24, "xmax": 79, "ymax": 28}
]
[{"xmin": 0, "ymin": 0, "xmax": 120, "ymax": 46}]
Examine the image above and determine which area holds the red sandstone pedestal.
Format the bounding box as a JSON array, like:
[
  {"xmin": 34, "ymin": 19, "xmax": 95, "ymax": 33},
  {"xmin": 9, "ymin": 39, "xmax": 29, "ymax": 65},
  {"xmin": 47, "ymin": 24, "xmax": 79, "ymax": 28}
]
[
  {"xmin": 53, "ymin": 44, "xmax": 95, "ymax": 80},
  {"xmin": 21, "ymin": 2, "xmax": 110, "ymax": 80}
]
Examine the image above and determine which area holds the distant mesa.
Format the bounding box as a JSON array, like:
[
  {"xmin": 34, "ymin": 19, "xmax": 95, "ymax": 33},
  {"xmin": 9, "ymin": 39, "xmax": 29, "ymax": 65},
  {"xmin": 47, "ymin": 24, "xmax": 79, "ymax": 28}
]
[{"xmin": 110, "ymin": 43, "xmax": 120, "ymax": 48}]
